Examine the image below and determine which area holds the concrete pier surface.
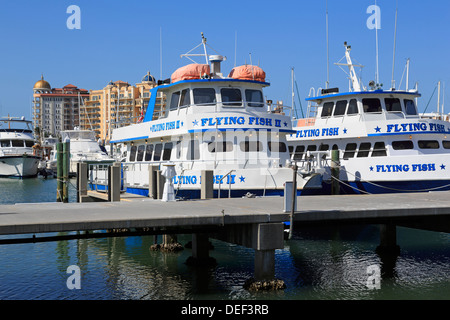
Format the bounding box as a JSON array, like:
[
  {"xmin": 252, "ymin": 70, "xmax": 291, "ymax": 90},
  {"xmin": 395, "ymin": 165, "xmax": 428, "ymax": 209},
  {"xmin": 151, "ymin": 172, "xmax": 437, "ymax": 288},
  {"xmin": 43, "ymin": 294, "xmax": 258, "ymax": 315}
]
[{"xmin": 0, "ymin": 191, "xmax": 449, "ymax": 235}]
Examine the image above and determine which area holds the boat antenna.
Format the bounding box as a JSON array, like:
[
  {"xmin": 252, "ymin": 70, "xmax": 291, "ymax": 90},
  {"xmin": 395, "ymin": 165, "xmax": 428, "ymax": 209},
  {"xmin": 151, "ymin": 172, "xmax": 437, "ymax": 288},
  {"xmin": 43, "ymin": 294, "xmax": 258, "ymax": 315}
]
[
  {"xmin": 335, "ymin": 42, "xmax": 364, "ymax": 92},
  {"xmin": 391, "ymin": 0, "xmax": 398, "ymax": 90},
  {"xmin": 234, "ymin": 30, "xmax": 237, "ymax": 68},
  {"xmin": 180, "ymin": 32, "xmax": 226, "ymax": 65},
  {"xmin": 160, "ymin": 27, "xmax": 163, "ymax": 80},
  {"xmin": 326, "ymin": 0, "xmax": 330, "ymax": 89},
  {"xmin": 375, "ymin": 0, "xmax": 380, "ymax": 86}
]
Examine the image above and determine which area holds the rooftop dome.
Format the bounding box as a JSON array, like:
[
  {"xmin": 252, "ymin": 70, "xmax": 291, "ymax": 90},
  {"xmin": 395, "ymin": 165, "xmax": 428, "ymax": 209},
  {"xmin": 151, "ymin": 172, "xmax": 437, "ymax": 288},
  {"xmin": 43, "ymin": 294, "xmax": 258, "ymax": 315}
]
[
  {"xmin": 142, "ymin": 71, "xmax": 156, "ymax": 83},
  {"xmin": 33, "ymin": 75, "xmax": 51, "ymax": 90}
]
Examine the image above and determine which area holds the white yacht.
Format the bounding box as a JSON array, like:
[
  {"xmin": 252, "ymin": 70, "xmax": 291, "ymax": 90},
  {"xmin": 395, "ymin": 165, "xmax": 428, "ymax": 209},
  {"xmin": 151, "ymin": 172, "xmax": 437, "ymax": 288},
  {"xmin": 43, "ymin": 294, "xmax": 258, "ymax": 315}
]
[
  {"xmin": 287, "ymin": 43, "xmax": 450, "ymax": 194},
  {"xmin": 0, "ymin": 116, "xmax": 40, "ymax": 178},
  {"xmin": 110, "ymin": 35, "xmax": 325, "ymax": 199},
  {"xmin": 48, "ymin": 129, "xmax": 114, "ymax": 175}
]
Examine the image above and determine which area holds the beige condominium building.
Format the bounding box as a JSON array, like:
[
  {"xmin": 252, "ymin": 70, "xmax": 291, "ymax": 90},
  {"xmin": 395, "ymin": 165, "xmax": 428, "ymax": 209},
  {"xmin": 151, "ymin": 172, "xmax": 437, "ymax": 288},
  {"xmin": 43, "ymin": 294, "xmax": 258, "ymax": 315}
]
[
  {"xmin": 32, "ymin": 75, "xmax": 89, "ymax": 142},
  {"xmin": 81, "ymin": 71, "xmax": 158, "ymax": 143},
  {"xmin": 32, "ymin": 71, "xmax": 159, "ymax": 143}
]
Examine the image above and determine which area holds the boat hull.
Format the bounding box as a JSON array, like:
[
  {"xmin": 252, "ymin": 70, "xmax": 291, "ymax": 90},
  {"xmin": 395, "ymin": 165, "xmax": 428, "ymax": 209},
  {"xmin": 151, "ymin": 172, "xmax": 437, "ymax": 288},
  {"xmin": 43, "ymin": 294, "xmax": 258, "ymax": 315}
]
[{"xmin": 0, "ymin": 155, "xmax": 40, "ymax": 178}]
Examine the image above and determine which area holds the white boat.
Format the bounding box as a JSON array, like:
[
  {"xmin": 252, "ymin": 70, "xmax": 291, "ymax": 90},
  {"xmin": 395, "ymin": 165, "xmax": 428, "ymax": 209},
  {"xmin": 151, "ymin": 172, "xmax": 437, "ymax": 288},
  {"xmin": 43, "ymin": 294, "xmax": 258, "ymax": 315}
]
[
  {"xmin": 287, "ymin": 43, "xmax": 450, "ymax": 194},
  {"xmin": 0, "ymin": 116, "xmax": 40, "ymax": 178},
  {"xmin": 110, "ymin": 35, "xmax": 325, "ymax": 199},
  {"xmin": 48, "ymin": 129, "xmax": 114, "ymax": 175}
]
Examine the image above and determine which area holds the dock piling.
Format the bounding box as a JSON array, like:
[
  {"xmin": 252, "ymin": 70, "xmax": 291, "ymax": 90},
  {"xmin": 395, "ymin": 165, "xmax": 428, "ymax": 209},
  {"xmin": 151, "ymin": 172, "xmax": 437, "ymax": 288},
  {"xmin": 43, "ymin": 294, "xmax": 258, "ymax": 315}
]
[
  {"xmin": 201, "ymin": 170, "xmax": 213, "ymax": 199},
  {"xmin": 331, "ymin": 149, "xmax": 340, "ymax": 195}
]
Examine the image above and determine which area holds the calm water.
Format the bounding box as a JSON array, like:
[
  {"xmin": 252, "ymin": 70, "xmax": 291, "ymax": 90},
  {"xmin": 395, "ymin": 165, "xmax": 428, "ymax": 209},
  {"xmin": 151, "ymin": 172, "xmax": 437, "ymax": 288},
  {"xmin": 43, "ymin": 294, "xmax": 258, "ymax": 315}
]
[{"xmin": 0, "ymin": 177, "xmax": 449, "ymax": 300}]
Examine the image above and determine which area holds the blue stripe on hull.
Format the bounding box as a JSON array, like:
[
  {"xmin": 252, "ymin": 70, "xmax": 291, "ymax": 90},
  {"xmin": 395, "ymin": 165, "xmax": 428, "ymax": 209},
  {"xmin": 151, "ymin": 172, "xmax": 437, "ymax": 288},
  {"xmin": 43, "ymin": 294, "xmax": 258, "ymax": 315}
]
[
  {"xmin": 124, "ymin": 187, "xmax": 287, "ymax": 199},
  {"xmin": 301, "ymin": 180, "xmax": 450, "ymax": 195}
]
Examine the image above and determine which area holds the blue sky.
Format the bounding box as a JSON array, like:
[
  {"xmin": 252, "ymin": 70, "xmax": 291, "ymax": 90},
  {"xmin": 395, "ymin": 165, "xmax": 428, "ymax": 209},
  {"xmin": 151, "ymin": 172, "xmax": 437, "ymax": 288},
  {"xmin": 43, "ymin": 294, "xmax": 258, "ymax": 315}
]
[{"xmin": 0, "ymin": 0, "xmax": 449, "ymax": 119}]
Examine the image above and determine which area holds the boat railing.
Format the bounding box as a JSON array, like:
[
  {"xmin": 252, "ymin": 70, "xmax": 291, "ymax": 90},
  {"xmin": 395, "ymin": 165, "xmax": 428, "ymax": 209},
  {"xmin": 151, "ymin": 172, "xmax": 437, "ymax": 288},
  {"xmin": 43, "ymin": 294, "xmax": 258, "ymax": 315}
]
[
  {"xmin": 295, "ymin": 151, "xmax": 329, "ymax": 175},
  {"xmin": 88, "ymin": 163, "xmax": 125, "ymax": 192},
  {"xmin": 266, "ymin": 101, "xmax": 292, "ymax": 117},
  {"xmin": 218, "ymin": 170, "xmax": 235, "ymax": 199}
]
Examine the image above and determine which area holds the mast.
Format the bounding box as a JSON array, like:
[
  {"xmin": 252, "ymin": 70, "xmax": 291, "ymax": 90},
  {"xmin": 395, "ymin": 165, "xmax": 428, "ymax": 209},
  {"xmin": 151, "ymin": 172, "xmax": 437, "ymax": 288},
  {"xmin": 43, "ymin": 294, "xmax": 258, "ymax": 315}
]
[
  {"xmin": 335, "ymin": 43, "xmax": 363, "ymax": 92},
  {"xmin": 326, "ymin": 0, "xmax": 329, "ymax": 89},
  {"xmin": 391, "ymin": 1, "xmax": 398, "ymax": 90}
]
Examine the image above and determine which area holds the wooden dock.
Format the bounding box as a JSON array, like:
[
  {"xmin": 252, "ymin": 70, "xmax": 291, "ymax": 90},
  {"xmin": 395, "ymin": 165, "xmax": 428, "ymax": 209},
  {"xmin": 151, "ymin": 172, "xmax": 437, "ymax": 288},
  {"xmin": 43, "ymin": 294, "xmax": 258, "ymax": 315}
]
[{"xmin": 1, "ymin": 191, "xmax": 449, "ymax": 236}]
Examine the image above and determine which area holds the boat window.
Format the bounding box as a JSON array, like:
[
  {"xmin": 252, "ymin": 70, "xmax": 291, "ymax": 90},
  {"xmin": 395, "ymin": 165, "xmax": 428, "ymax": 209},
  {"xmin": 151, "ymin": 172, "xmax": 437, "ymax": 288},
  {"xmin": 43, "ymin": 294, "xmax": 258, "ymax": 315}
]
[
  {"xmin": 418, "ymin": 140, "xmax": 440, "ymax": 149},
  {"xmin": 357, "ymin": 143, "xmax": 371, "ymax": 158},
  {"xmin": 11, "ymin": 140, "xmax": 24, "ymax": 147},
  {"xmin": 208, "ymin": 141, "xmax": 233, "ymax": 153},
  {"xmin": 307, "ymin": 145, "xmax": 317, "ymax": 152},
  {"xmin": 129, "ymin": 145, "xmax": 137, "ymax": 162},
  {"xmin": 221, "ymin": 88, "xmax": 242, "ymax": 106},
  {"xmin": 240, "ymin": 140, "xmax": 263, "ymax": 152},
  {"xmin": 245, "ymin": 89, "xmax": 264, "ymax": 107},
  {"xmin": 392, "ymin": 140, "xmax": 414, "ymax": 150},
  {"xmin": 136, "ymin": 145, "xmax": 145, "ymax": 161},
  {"xmin": 25, "ymin": 141, "xmax": 34, "ymax": 147},
  {"xmin": 343, "ymin": 143, "xmax": 357, "ymax": 159},
  {"xmin": 0, "ymin": 140, "xmax": 10, "ymax": 147},
  {"xmin": 288, "ymin": 145, "xmax": 294, "ymax": 157},
  {"xmin": 443, "ymin": 141, "xmax": 450, "ymax": 149},
  {"xmin": 176, "ymin": 141, "xmax": 182, "ymax": 159},
  {"xmin": 362, "ymin": 98, "xmax": 382, "ymax": 113},
  {"xmin": 385, "ymin": 98, "xmax": 402, "ymax": 112},
  {"xmin": 170, "ymin": 91, "xmax": 180, "ymax": 111},
  {"xmin": 153, "ymin": 143, "xmax": 163, "ymax": 161},
  {"xmin": 163, "ymin": 142, "xmax": 173, "ymax": 160},
  {"xmin": 145, "ymin": 144, "xmax": 154, "ymax": 161},
  {"xmin": 268, "ymin": 142, "xmax": 287, "ymax": 153},
  {"xmin": 179, "ymin": 89, "xmax": 190, "ymax": 108},
  {"xmin": 321, "ymin": 102, "xmax": 334, "ymax": 117},
  {"xmin": 319, "ymin": 144, "xmax": 329, "ymax": 151},
  {"xmin": 293, "ymin": 145, "xmax": 305, "ymax": 160},
  {"xmin": 333, "ymin": 100, "xmax": 347, "ymax": 116},
  {"xmin": 347, "ymin": 99, "xmax": 358, "ymax": 115},
  {"xmin": 187, "ymin": 140, "xmax": 200, "ymax": 160},
  {"xmin": 372, "ymin": 142, "xmax": 387, "ymax": 157},
  {"xmin": 404, "ymin": 99, "xmax": 418, "ymax": 115},
  {"xmin": 193, "ymin": 88, "xmax": 216, "ymax": 106}
]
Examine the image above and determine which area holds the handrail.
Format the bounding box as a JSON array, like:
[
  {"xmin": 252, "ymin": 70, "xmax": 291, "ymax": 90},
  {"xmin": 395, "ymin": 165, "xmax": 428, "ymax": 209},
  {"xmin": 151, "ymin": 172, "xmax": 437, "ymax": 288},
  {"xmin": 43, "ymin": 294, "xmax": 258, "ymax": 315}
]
[{"xmin": 218, "ymin": 169, "xmax": 235, "ymax": 199}]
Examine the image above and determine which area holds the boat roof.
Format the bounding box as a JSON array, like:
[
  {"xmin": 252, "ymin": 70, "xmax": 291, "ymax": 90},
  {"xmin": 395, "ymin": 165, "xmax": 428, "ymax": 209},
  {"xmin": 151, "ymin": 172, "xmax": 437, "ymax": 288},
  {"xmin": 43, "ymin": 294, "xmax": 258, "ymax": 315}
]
[
  {"xmin": 156, "ymin": 78, "xmax": 270, "ymax": 92},
  {"xmin": 305, "ymin": 89, "xmax": 421, "ymax": 102},
  {"xmin": 142, "ymin": 78, "xmax": 270, "ymax": 123}
]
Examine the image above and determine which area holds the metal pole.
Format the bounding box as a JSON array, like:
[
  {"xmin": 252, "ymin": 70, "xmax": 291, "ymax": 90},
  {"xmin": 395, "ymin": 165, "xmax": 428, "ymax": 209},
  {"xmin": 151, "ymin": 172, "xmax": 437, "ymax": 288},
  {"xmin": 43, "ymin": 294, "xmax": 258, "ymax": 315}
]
[
  {"xmin": 289, "ymin": 164, "xmax": 298, "ymax": 240},
  {"xmin": 331, "ymin": 149, "xmax": 340, "ymax": 195},
  {"xmin": 56, "ymin": 143, "xmax": 63, "ymax": 202}
]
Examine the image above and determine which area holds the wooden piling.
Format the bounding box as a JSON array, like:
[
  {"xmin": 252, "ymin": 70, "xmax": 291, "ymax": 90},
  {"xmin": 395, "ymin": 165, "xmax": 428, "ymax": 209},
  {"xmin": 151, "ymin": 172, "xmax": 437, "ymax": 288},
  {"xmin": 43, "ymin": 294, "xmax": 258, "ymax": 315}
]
[
  {"xmin": 62, "ymin": 141, "xmax": 70, "ymax": 203},
  {"xmin": 56, "ymin": 143, "xmax": 63, "ymax": 202},
  {"xmin": 331, "ymin": 149, "xmax": 340, "ymax": 195},
  {"xmin": 201, "ymin": 170, "xmax": 213, "ymax": 199}
]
